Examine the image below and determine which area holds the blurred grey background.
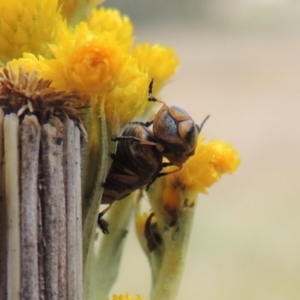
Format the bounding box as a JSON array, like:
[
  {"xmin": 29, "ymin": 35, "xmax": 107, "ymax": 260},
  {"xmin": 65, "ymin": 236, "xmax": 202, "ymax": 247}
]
[{"xmin": 104, "ymin": 1, "xmax": 300, "ymax": 299}]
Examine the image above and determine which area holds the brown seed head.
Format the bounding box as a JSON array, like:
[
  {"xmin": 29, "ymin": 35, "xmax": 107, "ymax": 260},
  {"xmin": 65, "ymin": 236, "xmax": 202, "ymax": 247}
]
[{"xmin": 0, "ymin": 66, "xmax": 89, "ymax": 123}]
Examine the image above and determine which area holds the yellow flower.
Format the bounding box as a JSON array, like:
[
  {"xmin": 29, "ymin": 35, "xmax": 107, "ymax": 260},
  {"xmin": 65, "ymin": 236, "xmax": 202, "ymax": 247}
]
[
  {"xmin": 40, "ymin": 22, "xmax": 128, "ymax": 96},
  {"xmin": 132, "ymin": 43, "xmax": 179, "ymax": 94},
  {"xmin": 161, "ymin": 136, "xmax": 240, "ymax": 214},
  {"xmin": 3, "ymin": 53, "xmax": 45, "ymax": 75},
  {"xmin": 177, "ymin": 136, "xmax": 240, "ymax": 191},
  {"xmin": 110, "ymin": 294, "xmax": 146, "ymax": 300},
  {"xmin": 105, "ymin": 57, "xmax": 149, "ymax": 127},
  {"xmin": 0, "ymin": 0, "xmax": 62, "ymax": 62},
  {"xmin": 88, "ymin": 8, "xmax": 133, "ymax": 48}
]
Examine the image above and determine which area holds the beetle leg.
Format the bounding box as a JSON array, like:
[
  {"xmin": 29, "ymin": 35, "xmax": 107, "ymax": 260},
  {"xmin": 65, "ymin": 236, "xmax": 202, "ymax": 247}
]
[
  {"xmin": 145, "ymin": 164, "xmax": 182, "ymax": 190},
  {"xmin": 112, "ymin": 136, "xmax": 164, "ymax": 152},
  {"xmin": 162, "ymin": 162, "xmax": 174, "ymax": 168},
  {"xmin": 130, "ymin": 120, "xmax": 154, "ymax": 127},
  {"xmin": 97, "ymin": 204, "xmax": 113, "ymax": 234},
  {"xmin": 143, "ymin": 120, "xmax": 153, "ymax": 127},
  {"xmin": 158, "ymin": 165, "xmax": 182, "ymax": 177}
]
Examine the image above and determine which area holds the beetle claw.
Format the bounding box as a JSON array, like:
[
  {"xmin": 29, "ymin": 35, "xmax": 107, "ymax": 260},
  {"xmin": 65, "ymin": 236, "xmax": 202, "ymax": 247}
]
[
  {"xmin": 98, "ymin": 217, "xmax": 109, "ymax": 234},
  {"xmin": 97, "ymin": 204, "xmax": 113, "ymax": 234}
]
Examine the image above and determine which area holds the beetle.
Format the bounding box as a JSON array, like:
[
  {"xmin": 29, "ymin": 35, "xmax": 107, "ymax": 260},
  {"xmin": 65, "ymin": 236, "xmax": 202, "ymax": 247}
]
[
  {"xmin": 101, "ymin": 122, "xmax": 168, "ymax": 205},
  {"xmin": 98, "ymin": 121, "xmax": 174, "ymax": 233},
  {"xmin": 98, "ymin": 79, "xmax": 208, "ymax": 233}
]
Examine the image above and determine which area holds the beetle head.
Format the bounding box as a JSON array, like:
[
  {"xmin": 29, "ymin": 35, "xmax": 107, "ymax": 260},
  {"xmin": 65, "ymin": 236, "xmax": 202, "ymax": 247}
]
[{"xmin": 153, "ymin": 105, "xmax": 199, "ymax": 167}]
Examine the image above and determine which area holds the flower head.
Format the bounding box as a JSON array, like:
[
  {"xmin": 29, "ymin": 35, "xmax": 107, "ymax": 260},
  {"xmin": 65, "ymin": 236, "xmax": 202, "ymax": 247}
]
[
  {"xmin": 0, "ymin": 0, "xmax": 62, "ymax": 62},
  {"xmin": 41, "ymin": 22, "xmax": 128, "ymax": 96},
  {"xmin": 110, "ymin": 294, "xmax": 146, "ymax": 300},
  {"xmin": 161, "ymin": 135, "xmax": 240, "ymax": 216},
  {"xmin": 175, "ymin": 136, "xmax": 240, "ymax": 191}
]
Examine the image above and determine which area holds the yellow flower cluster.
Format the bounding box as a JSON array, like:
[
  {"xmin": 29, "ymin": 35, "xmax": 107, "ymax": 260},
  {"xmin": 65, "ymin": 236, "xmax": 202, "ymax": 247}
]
[
  {"xmin": 110, "ymin": 294, "xmax": 146, "ymax": 300},
  {"xmin": 176, "ymin": 136, "xmax": 240, "ymax": 192},
  {"xmin": 44, "ymin": 21, "xmax": 128, "ymax": 95},
  {"xmin": 0, "ymin": 2, "xmax": 179, "ymax": 126},
  {"xmin": 0, "ymin": 0, "xmax": 62, "ymax": 62},
  {"xmin": 162, "ymin": 136, "xmax": 240, "ymax": 214}
]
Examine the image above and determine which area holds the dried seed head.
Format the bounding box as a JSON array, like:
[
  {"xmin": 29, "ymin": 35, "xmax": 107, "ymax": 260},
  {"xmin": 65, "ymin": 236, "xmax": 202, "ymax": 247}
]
[{"xmin": 0, "ymin": 66, "xmax": 89, "ymax": 123}]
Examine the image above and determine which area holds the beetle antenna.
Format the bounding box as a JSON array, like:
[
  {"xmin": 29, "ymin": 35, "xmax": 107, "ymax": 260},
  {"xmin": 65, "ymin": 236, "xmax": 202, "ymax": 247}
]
[
  {"xmin": 148, "ymin": 78, "xmax": 164, "ymax": 104},
  {"xmin": 148, "ymin": 78, "xmax": 156, "ymax": 101},
  {"xmin": 197, "ymin": 115, "xmax": 210, "ymax": 134},
  {"xmin": 148, "ymin": 78, "xmax": 154, "ymax": 94}
]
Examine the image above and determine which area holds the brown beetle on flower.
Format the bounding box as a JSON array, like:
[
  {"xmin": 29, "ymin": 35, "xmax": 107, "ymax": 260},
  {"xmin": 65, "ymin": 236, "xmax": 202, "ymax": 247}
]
[{"xmin": 98, "ymin": 80, "xmax": 208, "ymax": 233}]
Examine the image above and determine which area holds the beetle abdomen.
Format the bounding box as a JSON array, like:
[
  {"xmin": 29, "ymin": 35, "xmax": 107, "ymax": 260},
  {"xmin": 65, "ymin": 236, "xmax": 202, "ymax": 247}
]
[{"xmin": 101, "ymin": 122, "xmax": 163, "ymax": 204}]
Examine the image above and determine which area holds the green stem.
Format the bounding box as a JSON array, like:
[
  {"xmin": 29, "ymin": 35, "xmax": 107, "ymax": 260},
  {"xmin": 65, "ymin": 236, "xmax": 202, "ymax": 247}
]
[
  {"xmin": 82, "ymin": 100, "xmax": 121, "ymax": 298},
  {"xmin": 152, "ymin": 200, "xmax": 196, "ymax": 299},
  {"xmin": 84, "ymin": 193, "xmax": 136, "ymax": 300},
  {"xmin": 147, "ymin": 181, "xmax": 198, "ymax": 300},
  {"xmin": 82, "ymin": 101, "xmax": 109, "ymax": 267}
]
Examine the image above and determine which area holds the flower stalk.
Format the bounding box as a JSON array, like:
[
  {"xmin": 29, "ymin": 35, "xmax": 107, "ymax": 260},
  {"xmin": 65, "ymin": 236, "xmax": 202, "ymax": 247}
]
[
  {"xmin": 135, "ymin": 136, "xmax": 240, "ymax": 300},
  {"xmin": 147, "ymin": 184, "xmax": 198, "ymax": 300},
  {"xmin": 82, "ymin": 100, "xmax": 111, "ymax": 296},
  {"xmin": 85, "ymin": 192, "xmax": 137, "ymax": 300}
]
